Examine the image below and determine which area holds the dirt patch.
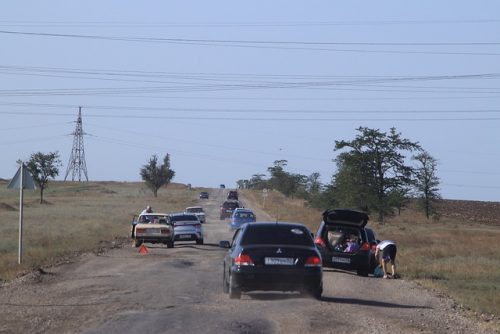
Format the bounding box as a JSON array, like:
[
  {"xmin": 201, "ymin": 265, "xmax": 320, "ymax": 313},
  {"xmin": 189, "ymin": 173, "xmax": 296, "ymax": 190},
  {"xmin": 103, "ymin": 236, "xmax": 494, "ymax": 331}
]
[
  {"xmin": 0, "ymin": 202, "xmax": 17, "ymax": 211},
  {"xmin": 437, "ymin": 200, "xmax": 500, "ymax": 225}
]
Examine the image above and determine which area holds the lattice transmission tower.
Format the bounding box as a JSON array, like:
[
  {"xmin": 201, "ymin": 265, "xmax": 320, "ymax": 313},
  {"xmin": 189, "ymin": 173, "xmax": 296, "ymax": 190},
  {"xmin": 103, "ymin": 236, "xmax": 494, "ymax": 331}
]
[{"xmin": 64, "ymin": 107, "xmax": 89, "ymax": 182}]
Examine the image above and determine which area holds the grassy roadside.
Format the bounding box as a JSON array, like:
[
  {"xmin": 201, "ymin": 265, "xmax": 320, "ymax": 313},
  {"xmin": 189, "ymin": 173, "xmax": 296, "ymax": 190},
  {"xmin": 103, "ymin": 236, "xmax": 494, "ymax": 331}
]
[
  {"xmin": 243, "ymin": 189, "xmax": 500, "ymax": 321},
  {"xmin": 0, "ymin": 181, "xmax": 198, "ymax": 281}
]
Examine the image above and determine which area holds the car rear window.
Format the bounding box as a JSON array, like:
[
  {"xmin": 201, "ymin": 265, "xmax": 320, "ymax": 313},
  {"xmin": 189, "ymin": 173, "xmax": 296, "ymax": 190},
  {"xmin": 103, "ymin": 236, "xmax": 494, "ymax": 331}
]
[
  {"xmin": 241, "ymin": 225, "xmax": 313, "ymax": 246},
  {"xmin": 186, "ymin": 208, "xmax": 203, "ymax": 213},
  {"xmin": 170, "ymin": 215, "xmax": 198, "ymax": 222},
  {"xmin": 224, "ymin": 202, "xmax": 239, "ymax": 209},
  {"xmin": 236, "ymin": 212, "xmax": 255, "ymax": 219}
]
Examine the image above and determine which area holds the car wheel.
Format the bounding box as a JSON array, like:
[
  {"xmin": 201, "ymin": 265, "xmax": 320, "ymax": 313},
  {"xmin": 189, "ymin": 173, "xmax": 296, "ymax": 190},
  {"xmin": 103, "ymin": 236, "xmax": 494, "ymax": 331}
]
[
  {"xmin": 312, "ymin": 283, "xmax": 323, "ymax": 300},
  {"xmin": 167, "ymin": 240, "xmax": 174, "ymax": 248},
  {"xmin": 134, "ymin": 240, "xmax": 142, "ymax": 247},
  {"xmin": 196, "ymin": 238, "xmax": 204, "ymax": 245},
  {"xmin": 228, "ymin": 274, "xmax": 241, "ymax": 299},
  {"xmin": 222, "ymin": 268, "xmax": 229, "ymax": 293},
  {"xmin": 357, "ymin": 268, "xmax": 369, "ymax": 277}
]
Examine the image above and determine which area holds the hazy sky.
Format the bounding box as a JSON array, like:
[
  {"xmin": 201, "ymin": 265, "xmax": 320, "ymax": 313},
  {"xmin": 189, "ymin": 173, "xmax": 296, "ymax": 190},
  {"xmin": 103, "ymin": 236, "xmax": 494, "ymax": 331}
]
[{"xmin": 1, "ymin": 1, "xmax": 499, "ymax": 201}]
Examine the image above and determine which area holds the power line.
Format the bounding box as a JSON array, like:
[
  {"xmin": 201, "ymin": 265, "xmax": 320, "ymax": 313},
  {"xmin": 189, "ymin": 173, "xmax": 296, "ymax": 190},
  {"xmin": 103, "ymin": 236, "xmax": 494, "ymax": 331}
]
[
  {"xmin": 2, "ymin": 30, "xmax": 500, "ymax": 56},
  {"xmin": 0, "ymin": 19, "xmax": 499, "ymax": 27},
  {"xmin": 1, "ymin": 110, "xmax": 500, "ymax": 122}
]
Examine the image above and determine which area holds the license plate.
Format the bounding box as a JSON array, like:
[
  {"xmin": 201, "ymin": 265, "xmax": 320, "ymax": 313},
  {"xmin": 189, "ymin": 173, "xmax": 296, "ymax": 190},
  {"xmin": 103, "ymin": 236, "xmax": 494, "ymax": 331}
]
[
  {"xmin": 179, "ymin": 234, "xmax": 191, "ymax": 239},
  {"xmin": 332, "ymin": 256, "xmax": 350, "ymax": 264},
  {"xmin": 265, "ymin": 257, "xmax": 294, "ymax": 265},
  {"xmin": 146, "ymin": 229, "xmax": 159, "ymax": 234}
]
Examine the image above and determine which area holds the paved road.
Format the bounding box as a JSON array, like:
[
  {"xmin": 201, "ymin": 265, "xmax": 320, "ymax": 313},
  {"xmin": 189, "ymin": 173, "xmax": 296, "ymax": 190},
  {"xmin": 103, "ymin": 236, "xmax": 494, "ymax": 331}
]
[{"xmin": 0, "ymin": 189, "xmax": 492, "ymax": 334}]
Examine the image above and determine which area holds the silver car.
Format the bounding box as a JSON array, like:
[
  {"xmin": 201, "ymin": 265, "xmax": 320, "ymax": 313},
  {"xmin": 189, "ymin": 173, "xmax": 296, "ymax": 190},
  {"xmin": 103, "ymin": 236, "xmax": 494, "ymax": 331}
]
[{"xmin": 170, "ymin": 213, "xmax": 204, "ymax": 245}]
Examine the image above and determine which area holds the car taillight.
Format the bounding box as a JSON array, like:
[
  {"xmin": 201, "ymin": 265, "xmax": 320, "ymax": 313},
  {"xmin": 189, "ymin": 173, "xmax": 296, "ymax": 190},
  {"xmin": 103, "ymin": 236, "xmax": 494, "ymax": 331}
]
[
  {"xmin": 136, "ymin": 228, "xmax": 145, "ymax": 233},
  {"xmin": 361, "ymin": 242, "xmax": 370, "ymax": 251},
  {"xmin": 161, "ymin": 229, "xmax": 170, "ymax": 235},
  {"xmin": 305, "ymin": 256, "xmax": 322, "ymax": 267},
  {"xmin": 234, "ymin": 254, "xmax": 254, "ymax": 266},
  {"xmin": 314, "ymin": 237, "xmax": 326, "ymax": 248}
]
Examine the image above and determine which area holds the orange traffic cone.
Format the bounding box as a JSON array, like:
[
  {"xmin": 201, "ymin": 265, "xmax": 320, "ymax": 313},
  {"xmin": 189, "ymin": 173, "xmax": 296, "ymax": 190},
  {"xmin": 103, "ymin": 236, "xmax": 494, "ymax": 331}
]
[{"xmin": 138, "ymin": 244, "xmax": 149, "ymax": 254}]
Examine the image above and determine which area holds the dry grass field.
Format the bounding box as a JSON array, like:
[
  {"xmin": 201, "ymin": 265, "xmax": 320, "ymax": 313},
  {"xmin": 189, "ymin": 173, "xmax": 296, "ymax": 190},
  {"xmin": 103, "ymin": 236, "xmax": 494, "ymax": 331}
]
[
  {"xmin": 243, "ymin": 189, "xmax": 500, "ymax": 319},
  {"xmin": 0, "ymin": 180, "xmax": 199, "ymax": 281}
]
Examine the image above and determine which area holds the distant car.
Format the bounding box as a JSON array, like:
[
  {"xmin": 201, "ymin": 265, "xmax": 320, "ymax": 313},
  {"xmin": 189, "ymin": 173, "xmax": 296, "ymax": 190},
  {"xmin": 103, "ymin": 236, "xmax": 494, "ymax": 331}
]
[
  {"xmin": 220, "ymin": 200, "xmax": 240, "ymax": 220},
  {"xmin": 220, "ymin": 222, "xmax": 323, "ymax": 299},
  {"xmin": 227, "ymin": 190, "xmax": 238, "ymax": 200},
  {"xmin": 220, "ymin": 184, "xmax": 226, "ymax": 189},
  {"xmin": 314, "ymin": 209, "xmax": 372, "ymax": 276},
  {"xmin": 185, "ymin": 206, "xmax": 206, "ymax": 224},
  {"xmin": 131, "ymin": 213, "xmax": 174, "ymax": 248},
  {"xmin": 230, "ymin": 208, "xmax": 256, "ymax": 230},
  {"xmin": 199, "ymin": 191, "xmax": 209, "ymax": 199},
  {"xmin": 170, "ymin": 213, "xmax": 204, "ymax": 245}
]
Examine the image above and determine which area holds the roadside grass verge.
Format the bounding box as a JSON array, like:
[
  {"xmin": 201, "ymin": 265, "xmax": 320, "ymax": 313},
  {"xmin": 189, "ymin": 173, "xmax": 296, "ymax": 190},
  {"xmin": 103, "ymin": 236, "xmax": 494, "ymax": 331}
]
[
  {"xmin": 242, "ymin": 189, "xmax": 500, "ymax": 319},
  {"xmin": 0, "ymin": 181, "xmax": 197, "ymax": 281}
]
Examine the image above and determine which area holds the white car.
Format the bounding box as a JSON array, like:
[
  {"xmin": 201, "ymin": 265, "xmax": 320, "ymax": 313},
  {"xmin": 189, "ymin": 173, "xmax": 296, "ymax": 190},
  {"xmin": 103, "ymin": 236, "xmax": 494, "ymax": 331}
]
[
  {"xmin": 185, "ymin": 206, "xmax": 206, "ymax": 224},
  {"xmin": 170, "ymin": 213, "xmax": 204, "ymax": 245},
  {"xmin": 131, "ymin": 213, "xmax": 174, "ymax": 248}
]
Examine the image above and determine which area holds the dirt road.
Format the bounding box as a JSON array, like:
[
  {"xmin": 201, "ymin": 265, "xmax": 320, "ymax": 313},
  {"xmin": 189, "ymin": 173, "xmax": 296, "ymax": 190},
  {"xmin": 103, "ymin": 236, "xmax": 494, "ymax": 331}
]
[{"xmin": 0, "ymin": 189, "xmax": 494, "ymax": 333}]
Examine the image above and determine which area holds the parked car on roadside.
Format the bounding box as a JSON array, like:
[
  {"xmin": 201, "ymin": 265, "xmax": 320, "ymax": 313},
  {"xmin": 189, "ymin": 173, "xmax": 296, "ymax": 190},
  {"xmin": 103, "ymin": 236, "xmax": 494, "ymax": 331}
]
[
  {"xmin": 131, "ymin": 213, "xmax": 174, "ymax": 248},
  {"xmin": 314, "ymin": 209, "xmax": 372, "ymax": 276},
  {"xmin": 220, "ymin": 222, "xmax": 323, "ymax": 299},
  {"xmin": 220, "ymin": 200, "xmax": 240, "ymax": 220},
  {"xmin": 170, "ymin": 213, "xmax": 204, "ymax": 245},
  {"xmin": 199, "ymin": 191, "xmax": 209, "ymax": 199},
  {"xmin": 229, "ymin": 208, "xmax": 256, "ymax": 230},
  {"xmin": 185, "ymin": 206, "xmax": 206, "ymax": 223}
]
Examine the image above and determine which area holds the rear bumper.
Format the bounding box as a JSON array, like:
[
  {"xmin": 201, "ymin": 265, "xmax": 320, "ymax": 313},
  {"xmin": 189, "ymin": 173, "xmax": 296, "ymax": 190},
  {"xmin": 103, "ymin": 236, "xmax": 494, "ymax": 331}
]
[
  {"xmin": 231, "ymin": 265, "xmax": 322, "ymax": 292},
  {"xmin": 135, "ymin": 236, "xmax": 172, "ymax": 244},
  {"xmin": 319, "ymin": 248, "xmax": 371, "ymax": 271},
  {"xmin": 173, "ymin": 232, "xmax": 202, "ymax": 241}
]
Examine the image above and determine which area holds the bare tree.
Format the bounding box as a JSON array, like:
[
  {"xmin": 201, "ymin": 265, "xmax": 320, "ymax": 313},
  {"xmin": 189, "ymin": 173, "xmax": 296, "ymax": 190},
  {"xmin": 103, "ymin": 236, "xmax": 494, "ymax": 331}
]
[{"xmin": 413, "ymin": 151, "xmax": 440, "ymax": 219}]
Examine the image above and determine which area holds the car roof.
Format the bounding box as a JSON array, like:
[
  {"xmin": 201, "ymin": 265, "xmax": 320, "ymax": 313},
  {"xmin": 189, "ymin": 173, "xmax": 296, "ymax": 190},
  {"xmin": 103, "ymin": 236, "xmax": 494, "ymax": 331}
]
[
  {"xmin": 139, "ymin": 213, "xmax": 168, "ymax": 216},
  {"xmin": 186, "ymin": 206, "xmax": 203, "ymax": 209},
  {"xmin": 322, "ymin": 209, "xmax": 369, "ymax": 228},
  {"xmin": 243, "ymin": 221, "xmax": 305, "ymax": 228},
  {"xmin": 170, "ymin": 212, "xmax": 197, "ymax": 217},
  {"xmin": 234, "ymin": 208, "xmax": 253, "ymax": 213}
]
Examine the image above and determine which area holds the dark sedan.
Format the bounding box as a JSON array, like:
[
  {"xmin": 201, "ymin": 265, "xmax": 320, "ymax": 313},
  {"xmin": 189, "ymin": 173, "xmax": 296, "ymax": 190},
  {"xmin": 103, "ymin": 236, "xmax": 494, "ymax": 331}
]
[{"xmin": 221, "ymin": 222, "xmax": 323, "ymax": 299}]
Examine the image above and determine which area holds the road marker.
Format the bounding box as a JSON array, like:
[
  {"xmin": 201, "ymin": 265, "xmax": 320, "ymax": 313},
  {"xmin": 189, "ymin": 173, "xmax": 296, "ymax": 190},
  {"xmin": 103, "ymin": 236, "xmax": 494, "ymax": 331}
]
[{"xmin": 138, "ymin": 244, "xmax": 149, "ymax": 254}]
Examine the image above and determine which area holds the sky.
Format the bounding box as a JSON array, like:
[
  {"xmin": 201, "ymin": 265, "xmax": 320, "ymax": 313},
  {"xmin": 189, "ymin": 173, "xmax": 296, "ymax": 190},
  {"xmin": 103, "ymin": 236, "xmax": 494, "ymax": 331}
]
[{"xmin": 1, "ymin": 1, "xmax": 499, "ymax": 201}]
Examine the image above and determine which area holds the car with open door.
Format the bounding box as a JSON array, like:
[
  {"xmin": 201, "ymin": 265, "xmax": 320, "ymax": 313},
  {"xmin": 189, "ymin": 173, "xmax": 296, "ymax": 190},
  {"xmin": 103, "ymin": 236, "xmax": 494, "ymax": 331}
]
[
  {"xmin": 314, "ymin": 209, "xmax": 372, "ymax": 276},
  {"xmin": 221, "ymin": 222, "xmax": 323, "ymax": 299}
]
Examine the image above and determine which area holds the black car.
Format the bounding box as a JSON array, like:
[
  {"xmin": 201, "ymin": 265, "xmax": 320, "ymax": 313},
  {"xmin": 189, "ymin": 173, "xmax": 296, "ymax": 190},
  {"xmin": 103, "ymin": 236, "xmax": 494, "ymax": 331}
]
[
  {"xmin": 199, "ymin": 191, "xmax": 209, "ymax": 199},
  {"xmin": 314, "ymin": 209, "xmax": 372, "ymax": 276},
  {"xmin": 220, "ymin": 200, "xmax": 240, "ymax": 220},
  {"xmin": 227, "ymin": 190, "xmax": 238, "ymax": 200},
  {"xmin": 221, "ymin": 222, "xmax": 323, "ymax": 299}
]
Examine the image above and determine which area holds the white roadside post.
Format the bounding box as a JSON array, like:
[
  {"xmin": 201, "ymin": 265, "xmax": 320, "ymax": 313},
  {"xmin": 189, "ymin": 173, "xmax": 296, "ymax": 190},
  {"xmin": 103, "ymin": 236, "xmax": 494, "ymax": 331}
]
[{"xmin": 7, "ymin": 162, "xmax": 36, "ymax": 264}]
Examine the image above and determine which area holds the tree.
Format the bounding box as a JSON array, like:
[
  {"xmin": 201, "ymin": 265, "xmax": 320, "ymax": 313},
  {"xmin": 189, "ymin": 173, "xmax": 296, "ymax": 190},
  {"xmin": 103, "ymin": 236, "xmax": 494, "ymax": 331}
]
[
  {"xmin": 25, "ymin": 151, "xmax": 61, "ymax": 204},
  {"xmin": 334, "ymin": 127, "xmax": 421, "ymax": 222},
  {"xmin": 140, "ymin": 154, "xmax": 175, "ymax": 197},
  {"xmin": 413, "ymin": 151, "xmax": 440, "ymax": 219}
]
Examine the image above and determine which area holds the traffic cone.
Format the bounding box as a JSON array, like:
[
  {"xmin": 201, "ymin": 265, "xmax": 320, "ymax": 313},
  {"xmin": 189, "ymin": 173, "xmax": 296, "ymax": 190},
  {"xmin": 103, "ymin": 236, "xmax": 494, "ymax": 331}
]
[{"xmin": 138, "ymin": 244, "xmax": 149, "ymax": 254}]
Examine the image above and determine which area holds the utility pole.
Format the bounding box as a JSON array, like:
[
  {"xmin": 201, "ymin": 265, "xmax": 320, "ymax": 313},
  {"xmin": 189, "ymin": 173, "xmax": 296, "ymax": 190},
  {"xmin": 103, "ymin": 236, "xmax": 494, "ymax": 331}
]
[{"xmin": 64, "ymin": 107, "xmax": 89, "ymax": 182}]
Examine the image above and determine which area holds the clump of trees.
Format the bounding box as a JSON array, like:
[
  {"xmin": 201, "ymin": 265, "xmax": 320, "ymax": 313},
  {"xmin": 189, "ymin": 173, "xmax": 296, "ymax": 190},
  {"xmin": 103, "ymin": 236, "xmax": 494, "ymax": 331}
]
[
  {"xmin": 238, "ymin": 126, "xmax": 440, "ymax": 222},
  {"xmin": 140, "ymin": 154, "xmax": 175, "ymax": 197},
  {"xmin": 24, "ymin": 151, "xmax": 61, "ymax": 203}
]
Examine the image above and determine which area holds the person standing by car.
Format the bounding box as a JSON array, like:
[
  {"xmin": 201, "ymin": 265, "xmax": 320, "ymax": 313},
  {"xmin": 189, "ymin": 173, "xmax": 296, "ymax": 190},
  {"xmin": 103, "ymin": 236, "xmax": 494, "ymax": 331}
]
[
  {"xmin": 141, "ymin": 205, "xmax": 153, "ymax": 215},
  {"xmin": 375, "ymin": 240, "xmax": 397, "ymax": 279}
]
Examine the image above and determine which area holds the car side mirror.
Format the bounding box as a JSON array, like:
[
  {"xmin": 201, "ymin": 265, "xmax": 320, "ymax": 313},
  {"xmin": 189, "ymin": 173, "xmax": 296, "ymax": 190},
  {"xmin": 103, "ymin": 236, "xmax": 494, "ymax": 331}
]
[{"xmin": 219, "ymin": 240, "xmax": 231, "ymax": 249}]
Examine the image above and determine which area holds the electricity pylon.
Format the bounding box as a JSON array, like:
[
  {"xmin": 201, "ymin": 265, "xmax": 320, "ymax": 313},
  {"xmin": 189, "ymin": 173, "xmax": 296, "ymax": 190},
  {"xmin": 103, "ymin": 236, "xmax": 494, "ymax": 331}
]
[{"xmin": 64, "ymin": 107, "xmax": 89, "ymax": 182}]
